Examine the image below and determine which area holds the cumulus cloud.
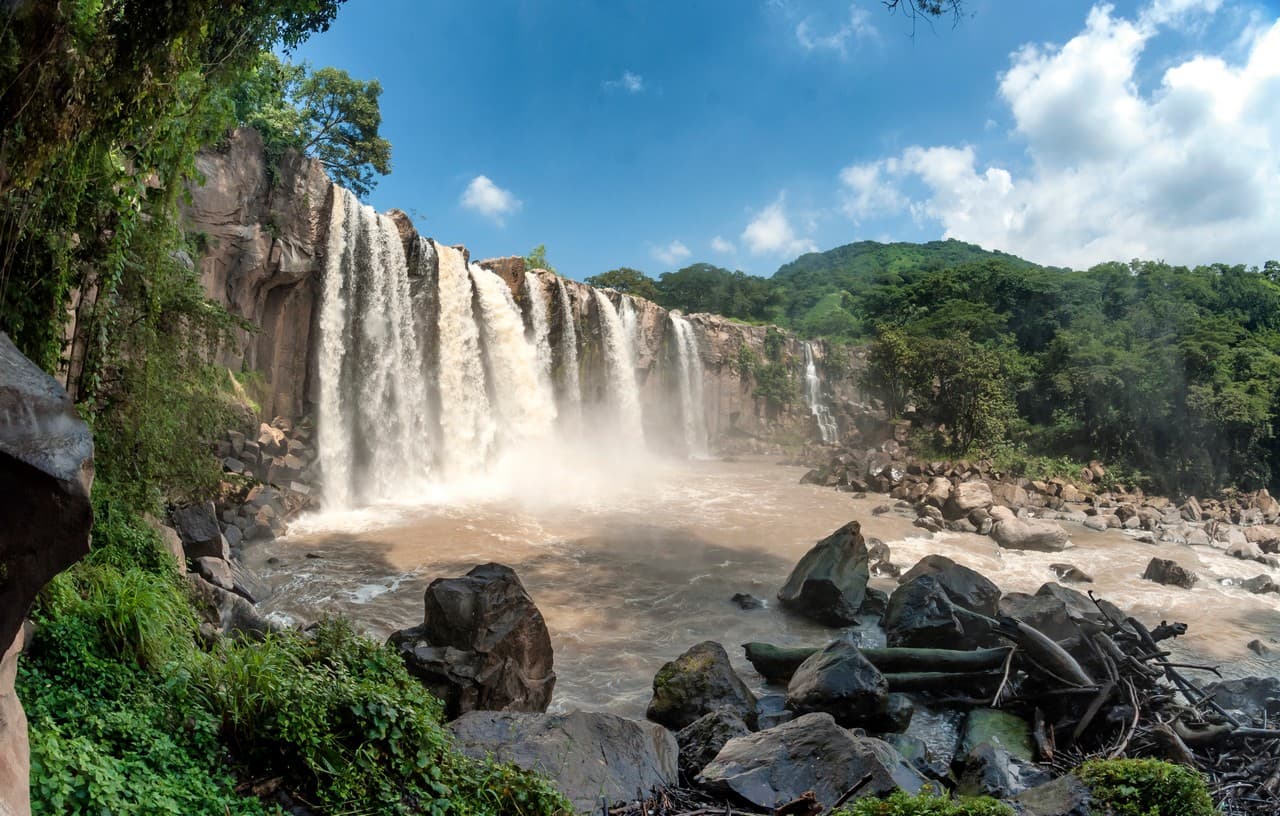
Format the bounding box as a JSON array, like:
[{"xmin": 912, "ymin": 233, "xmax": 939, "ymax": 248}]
[
  {"xmin": 741, "ymin": 195, "xmax": 818, "ymax": 256},
  {"xmin": 651, "ymin": 240, "xmax": 691, "ymax": 266},
  {"xmin": 795, "ymin": 4, "xmax": 877, "ymax": 54},
  {"xmin": 460, "ymin": 175, "xmax": 521, "ymax": 225},
  {"xmin": 603, "ymin": 71, "xmax": 645, "ymax": 93},
  {"xmin": 710, "ymin": 235, "xmax": 736, "ymax": 254},
  {"xmin": 837, "ymin": 2, "xmax": 1280, "ymax": 267}
]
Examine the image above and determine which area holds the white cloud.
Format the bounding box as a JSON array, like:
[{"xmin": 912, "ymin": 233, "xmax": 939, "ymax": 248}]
[
  {"xmin": 651, "ymin": 240, "xmax": 691, "ymax": 266},
  {"xmin": 460, "ymin": 175, "xmax": 522, "ymax": 225},
  {"xmin": 603, "ymin": 71, "xmax": 645, "ymax": 93},
  {"xmin": 836, "ymin": 2, "xmax": 1280, "ymax": 268},
  {"xmin": 741, "ymin": 195, "xmax": 819, "ymax": 256},
  {"xmin": 795, "ymin": 4, "xmax": 877, "ymax": 54},
  {"xmin": 710, "ymin": 235, "xmax": 735, "ymax": 254}
]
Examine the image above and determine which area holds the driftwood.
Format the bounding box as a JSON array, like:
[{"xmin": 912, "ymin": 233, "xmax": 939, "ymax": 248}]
[{"xmin": 742, "ymin": 642, "xmax": 1013, "ymax": 684}]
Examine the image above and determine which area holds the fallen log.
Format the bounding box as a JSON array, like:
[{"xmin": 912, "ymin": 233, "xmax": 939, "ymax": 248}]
[{"xmin": 742, "ymin": 642, "xmax": 1013, "ymax": 683}]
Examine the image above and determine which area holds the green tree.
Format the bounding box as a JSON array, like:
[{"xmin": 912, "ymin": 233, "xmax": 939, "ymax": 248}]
[
  {"xmin": 524, "ymin": 244, "xmax": 555, "ymax": 274},
  {"xmin": 862, "ymin": 325, "xmax": 920, "ymax": 419},
  {"xmin": 585, "ymin": 267, "xmax": 660, "ymax": 302},
  {"xmin": 236, "ymin": 54, "xmax": 391, "ymax": 197}
]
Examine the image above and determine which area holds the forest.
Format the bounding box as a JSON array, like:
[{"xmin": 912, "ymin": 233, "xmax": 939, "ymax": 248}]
[{"xmin": 592, "ymin": 245, "xmax": 1280, "ymax": 496}]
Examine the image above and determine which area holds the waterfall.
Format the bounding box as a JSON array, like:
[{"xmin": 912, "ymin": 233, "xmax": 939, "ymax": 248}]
[
  {"xmin": 670, "ymin": 313, "xmax": 709, "ymax": 457},
  {"xmin": 803, "ymin": 341, "xmax": 839, "ymax": 444},
  {"xmin": 316, "ymin": 188, "xmax": 433, "ymax": 508},
  {"xmin": 524, "ymin": 271, "xmax": 553, "ymax": 391},
  {"xmin": 435, "ymin": 243, "xmax": 496, "ymax": 474},
  {"xmin": 555, "ymin": 277, "xmax": 582, "ymax": 426},
  {"xmin": 471, "ymin": 264, "xmax": 557, "ymax": 447},
  {"xmin": 593, "ymin": 290, "xmax": 644, "ymax": 443}
]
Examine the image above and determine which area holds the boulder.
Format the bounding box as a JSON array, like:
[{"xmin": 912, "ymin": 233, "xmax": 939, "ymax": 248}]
[
  {"xmin": 172, "ymin": 501, "xmax": 230, "ymax": 560},
  {"xmin": 924, "ymin": 476, "xmax": 952, "ymax": 507},
  {"xmin": 1240, "ymin": 575, "xmax": 1278, "ymax": 595},
  {"xmin": 647, "ymin": 641, "xmax": 757, "ymax": 730},
  {"xmin": 1142, "ymin": 557, "xmax": 1197, "ymax": 589},
  {"xmin": 696, "ymin": 713, "xmax": 925, "ymax": 810},
  {"xmin": 998, "ymin": 593, "xmax": 1079, "ymax": 642},
  {"xmin": 990, "ymin": 507, "xmax": 1070, "ymax": 552},
  {"xmin": 1, "ymin": 332, "xmax": 95, "ymax": 816},
  {"xmin": 777, "ymin": 521, "xmax": 871, "ymax": 626},
  {"xmin": 944, "ymin": 481, "xmax": 994, "ymax": 521},
  {"xmin": 450, "ymin": 710, "xmax": 677, "ymax": 814},
  {"xmin": 675, "ymin": 709, "xmax": 751, "ymax": 782},
  {"xmin": 388, "ymin": 563, "xmax": 555, "ymax": 719},
  {"xmin": 960, "ymin": 708, "xmax": 1034, "ymax": 762},
  {"xmin": 186, "ymin": 573, "xmax": 278, "ymax": 640},
  {"xmin": 785, "ymin": 641, "xmax": 889, "ymax": 728},
  {"xmin": 883, "ymin": 575, "xmax": 973, "ymax": 649},
  {"xmin": 1049, "ymin": 563, "xmax": 1093, "ymax": 584},
  {"xmin": 899, "ymin": 554, "xmax": 1001, "ymax": 616},
  {"xmin": 730, "ymin": 593, "xmax": 763, "ymax": 610},
  {"xmin": 956, "ymin": 742, "xmax": 1050, "ymax": 799},
  {"xmin": 228, "ymin": 560, "xmax": 272, "ymax": 603},
  {"xmin": 1204, "ymin": 676, "xmax": 1280, "ymax": 723},
  {"xmin": 193, "ymin": 556, "xmax": 234, "ymax": 591}
]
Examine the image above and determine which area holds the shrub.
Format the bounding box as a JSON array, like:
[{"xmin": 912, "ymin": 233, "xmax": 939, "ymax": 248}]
[
  {"xmin": 837, "ymin": 789, "xmax": 1013, "ymax": 815},
  {"xmin": 1078, "ymin": 758, "xmax": 1215, "ymax": 816}
]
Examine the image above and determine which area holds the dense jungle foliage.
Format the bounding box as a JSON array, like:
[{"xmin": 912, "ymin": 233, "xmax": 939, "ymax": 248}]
[
  {"xmin": 0, "ymin": 2, "xmax": 564, "ymax": 813},
  {"xmin": 609, "ymin": 242, "xmax": 1280, "ymax": 495}
]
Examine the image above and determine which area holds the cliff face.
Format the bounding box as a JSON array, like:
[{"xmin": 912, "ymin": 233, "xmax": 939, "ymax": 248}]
[{"xmin": 184, "ymin": 129, "xmax": 861, "ymax": 452}]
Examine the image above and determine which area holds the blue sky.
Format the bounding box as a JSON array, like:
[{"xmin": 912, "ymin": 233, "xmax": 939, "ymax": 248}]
[{"xmin": 291, "ymin": 0, "xmax": 1280, "ymax": 278}]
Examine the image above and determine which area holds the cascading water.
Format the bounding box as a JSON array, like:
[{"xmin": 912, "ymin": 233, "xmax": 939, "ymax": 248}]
[
  {"xmin": 434, "ymin": 243, "xmax": 496, "ymax": 475},
  {"xmin": 803, "ymin": 341, "xmax": 839, "ymax": 444},
  {"xmin": 670, "ymin": 313, "xmax": 709, "ymax": 457},
  {"xmin": 594, "ymin": 290, "xmax": 645, "ymax": 443},
  {"xmin": 316, "ymin": 188, "xmax": 433, "ymax": 507},
  {"xmin": 554, "ymin": 277, "xmax": 583, "ymax": 427},
  {"xmin": 524, "ymin": 271, "xmax": 554, "ymax": 391}
]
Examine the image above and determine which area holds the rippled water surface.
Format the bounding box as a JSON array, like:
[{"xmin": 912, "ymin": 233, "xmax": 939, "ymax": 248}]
[{"xmin": 247, "ymin": 457, "xmax": 1280, "ymax": 717}]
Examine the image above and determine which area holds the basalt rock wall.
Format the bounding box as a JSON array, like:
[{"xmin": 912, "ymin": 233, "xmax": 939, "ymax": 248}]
[{"xmin": 184, "ymin": 128, "xmax": 861, "ymax": 451}]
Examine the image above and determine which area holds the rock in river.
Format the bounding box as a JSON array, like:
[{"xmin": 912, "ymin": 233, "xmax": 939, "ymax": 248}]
[
  {"xmin": 777, "ymin": 520, "xmax": 872, "ymax": 626},
  {"xmin": 647, "ymin": 641, "xmax": 757, "ymax": 730},
  {"xmin": 388, "ymin": 563, "xmax": 555, "ymax": 719},
  {"xmin": 785, "ymin": 640, "xmax": 889, "ymax": 728}
]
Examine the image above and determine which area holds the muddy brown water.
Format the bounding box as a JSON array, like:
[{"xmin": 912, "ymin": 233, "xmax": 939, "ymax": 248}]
[{"xmin": 246, "ymin": 456, "xmax": 1280, "ymax": 718}]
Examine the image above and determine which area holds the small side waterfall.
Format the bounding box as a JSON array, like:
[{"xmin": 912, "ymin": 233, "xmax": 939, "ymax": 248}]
[
  {"xmin": 670, "ymin": 313, "xmax": 709, "ymax": 457},
  {"xmin": 803, "ymin": 341, "xmax": 839, "ymax": 444},
  {"xmin": 316, "ymin": 188, "xmax": 433, "ymax": 507},
  {"xmin": 594, "ymin": 290, "xmax": 644, "ymax": 443},
  {"xmin": 435, "ymin": 243, "xmax": 496, "ymax": 474},
  {"xmin": 555, "ymin": 277, "xmax": 582, "ymax": 427},
  {"xmin": 471, "ymin": 264, "xmax": 558, "ymax": 447},
  {"xmin": 524, "ymin": 271, "xmax": 553, "ymax": 390}
]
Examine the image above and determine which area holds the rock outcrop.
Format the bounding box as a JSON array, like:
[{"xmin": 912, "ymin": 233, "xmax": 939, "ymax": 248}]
[
  {"xmin": 0, "ymin": 331, "xmax": 95, "ymax": 816},
  {"xmin": 777, "ymin": 521, "xmax": 872, "ymax": 626},
  {"xmin": 388, "ymin": 563, "xmax": 555, "ymax": 719},
  {"xmin": 450, "ymin": 710, "xmax": 678, "ymax": 814}
]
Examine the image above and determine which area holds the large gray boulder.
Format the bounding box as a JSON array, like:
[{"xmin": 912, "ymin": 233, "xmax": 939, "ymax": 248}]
[
  {"xmin": 1204, "ymin": 676, "xmax": 1280, "ymax": 723},
  {"xmin": 1, "ymin": 331, "xmax": 95, "ymax": 816},
  {"xmin": 1142, "ymin": 557, "xmax": 1197, "ymax": 589},
  {"xmin": 389, "ymin": 563, "xmax": 555, "ymax": 719},
  {"xmin": 990, "ymin": 507, "xmax": 1070, "ymax": 552},
  {"xmin": 785, "ymin": 641, "xmax": 889, "ymax": 728},
  {"xmin": 450, "ymin": 710, "xmax": 677, "ymax": 814},
  {"xmin": 883, "ymin": 575, "xmax": 969, "ymax": 649},
  {"xmin": 777, "ymin": 521, "xmax": 871, "ymax": 626},
  {"xmin": 899, "ymin": 554, "xmax": 1001, "ymax": 616},
  {"xmin": 171, "ymin": 501, "xmax": 230, "ymax": 561},
  {"xmin": 944, "ymin": 480, "xmax": 994, "ymax": 520},
  {"xmin": 675, "ymin": 709, "xmax": 751, "ymax": 782},
  {"xmin": 696, "ymin": 713, "xmax": 925, "ymax": 810},
  {"xmin": 646, "ymin": 641, "xmax": 757, "ymax": 730}
]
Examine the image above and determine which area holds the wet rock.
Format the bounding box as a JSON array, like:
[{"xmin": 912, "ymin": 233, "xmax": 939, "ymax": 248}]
[
  {"xmin": 172, "ymin": 501, "xmax": 230, "ymax": 560},
  {"xmin": 899, "ymin": 554, "xmax": 1001, "ymax": 616},
  {"xmin": 228, "ymin": 560, "xmax": 271, "ymax": 603},
  {"xmin": 785, "ymin": 641, "xmax": 889, "ymax": 728},
  {"xmin": 944, "ymin": 481, "xmax": 994, "ymax": 521},
  {"xmin": 675, "ymin": 709, "xmax": 751, "ymax": 782},
  {"xmin": 872, "ymin": 504, "xmax": 892, "ymax": 516},
  {"xmin": 647, "ymin": 641, "xmax": 757, "ymax": 730},
  {"xmin": 696, "ymin": 713, "xmax": 925, "ymax": 810},
  {"xmin": 956, "ymin": 742, "xmax": 1050, "ymax": 798},
  {"xmin": 194, "ymin": 556, "xmax": 234, "ymax": 591},
  {"xmin": 960, "ymin": 709, "xmax": 1034, "ymax": 762},
  {"xmin": 1012, "ymin": 774, "xmax": 1094, "ymax": 816},
  {"xmin": 1240, "ymin": 575, "xmax": 1278, "ymax": 595},
  {"xmin": 1227, "ymin": 539, "xmax": 1262, "ymax": 560},
  {"xmin": 883, "ymin": 575, "xmax": 968, "ymax": 649},
  {"xmin": 755, "ymin": 693, "xmax": 794, "ymax": 731},
  {"xmin": 989, "ymin": 507, "xmax": 1070, "ymax": 552},
  {"xmin": 1248, "ymin": 639, "xmax": 1271, "ymax": 656},
  {"xmin": 450, "ymin": 710, "xmax": 677, "ymax": 814},
  {"xmin": 388, "ymin": 563, "xmax": 555, "ymax": 719},
  {"xmin": 730, "ymin": 593, "xmax": 764, "ymax": 610},
  {"xmin": 0, "ymin": 332, "xmax": 95, "ymax": 816},
  {"xmin": 999, "ymin": 592, "xmax": 1079, "ymax": 642},
  {"xmin": 1141, "ymin": 557, "xmax": 1198, "ymax": 589},
  {"xmin": 1204, "ymin": 676, "xmax": 1280, "ymax": 723},
  {"xmin": 1049, "ymin": 563, "xmax": 1093, "ymax": 584},
  {"xmin": 777, "ymin": 521, "xmax": 871, "ymax": 626}
]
